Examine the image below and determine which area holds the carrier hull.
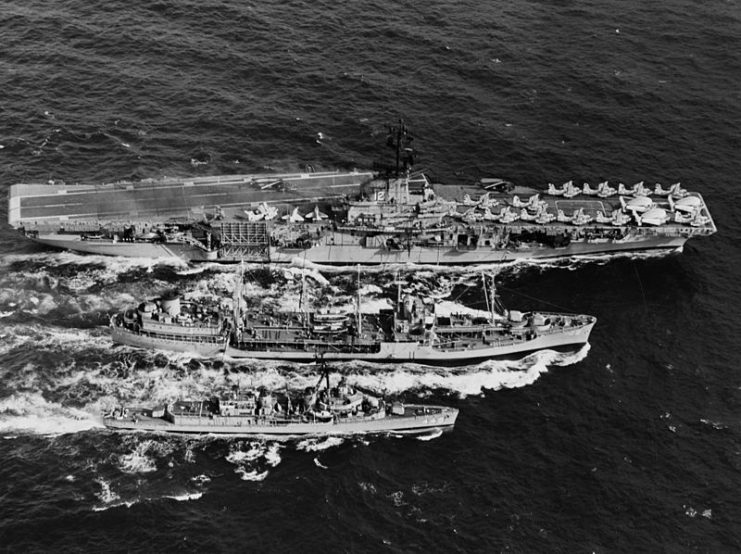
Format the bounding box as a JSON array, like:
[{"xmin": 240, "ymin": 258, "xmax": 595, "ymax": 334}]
[
  {"xmin": 31, "ymin": 232, "xmax": 686, "ymax": 264},
  {"xmin": 266, "ymin": 236, "xmax": 688, "ymax": 265}
]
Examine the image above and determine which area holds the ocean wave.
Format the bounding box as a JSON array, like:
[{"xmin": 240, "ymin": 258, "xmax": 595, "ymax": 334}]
[
  {"xmin": 163, "ymin": 491, "xmax": 204, "ymax": 502},
  {"xmin": 296, "ymin": 436, "xmax": 345, "ymax": 452},
  {"xmin": 0, "ymin": 391, "xmax": 104, "ymax": 435},
  {"xmin": 0, "ymin": 343, "xmax": 590, "ymax": 438},
  {"xmin": 415, "ymin": 428, "xmax": 443, "ymax": 441},
  {"xmin": 225, "ymin": 440, "xmax": 282, "ymax": 480},
  {"xmin": 92, "ymin": 477, "xmax": 124, "ymax": 511},
  {"xmin": 91, "ymin": 485, "xmax": 203, "ymax": 511},
  {"xmin": 0, "ymin": 323, "xmax": 111, "ymax": 357},
  {"xmin": 117, "ymin": 439, "xmax": 163, "ymax": 474},
  {"xmin": 0, "ymin": 251, "xmax": 187, "ymax": 273},
  {"xmin": 235, "ymin": 469, "xmax": 269, "ymax": 481}
]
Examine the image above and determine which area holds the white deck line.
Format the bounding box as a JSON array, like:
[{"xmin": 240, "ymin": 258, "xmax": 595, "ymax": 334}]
[{"xmin": 9, "ymin": 171, "xmax": 374, "ymax": 198}]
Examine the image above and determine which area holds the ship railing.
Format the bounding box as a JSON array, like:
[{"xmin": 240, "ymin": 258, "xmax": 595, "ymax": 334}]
[
  {"xmin": 431, "ymin": 318, "xmax": 592, "ymax": 351},
  {"xmin": 233, "ymin": 338, "xmax": 380, "ymax": 354},
  {"xmin": 474, "ymin": 220, "xmax": 712, "ymax": 237},
  {"xmin": 172, "ymin": 413, "xmax": 324, "ymax": 426}
]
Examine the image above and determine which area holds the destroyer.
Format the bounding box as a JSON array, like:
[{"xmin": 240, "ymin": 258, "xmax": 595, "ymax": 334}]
[
  {"xmin": 9, "ymin": 123, "xmax": 715, "ymax": 265},
  {"xmin": 103, "ymin": 365, "xmax": 459, "ymax": 437},
  {"xmin": 110, "ymin": 273, "xmax": 596, "ymax": 364}
]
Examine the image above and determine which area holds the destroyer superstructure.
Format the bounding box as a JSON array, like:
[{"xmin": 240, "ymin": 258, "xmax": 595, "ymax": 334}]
[{"xmin": 103, "ymin": 365, "xmax": 459, "ymax": 437}]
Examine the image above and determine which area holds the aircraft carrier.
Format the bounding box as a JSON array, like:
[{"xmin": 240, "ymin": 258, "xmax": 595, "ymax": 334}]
[{"xmin": 7, "ymin": 124, "xmax": 716, "ymax": 265}]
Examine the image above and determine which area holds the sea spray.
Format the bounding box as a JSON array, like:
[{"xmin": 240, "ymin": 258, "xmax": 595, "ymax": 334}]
[
  {"xmin": 0, "ymin": 391, "xmax": 104, "ymax": 435},
  {"xmin": 226, "ymin": 440, "xmax": 280, "ymax": 480}
]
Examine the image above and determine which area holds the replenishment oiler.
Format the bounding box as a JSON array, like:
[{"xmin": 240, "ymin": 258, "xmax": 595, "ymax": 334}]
[
  {"xmin": 8, "ymin": 122, "xmax": 716, "ymax": 265},
  {"xmin": 103, "ymin": 364, "xmax": 459, "ymax": 437},
  {"xmin": 109, "ymin": 273, "xmax": 596, "ymax": 364}
]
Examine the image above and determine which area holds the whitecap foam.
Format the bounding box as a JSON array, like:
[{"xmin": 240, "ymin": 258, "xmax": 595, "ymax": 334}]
[
  {"xmin": 283, "ymin": 266, "xmax": 329, "ymax": 286},
  {"xmin": 313, "ymin": 457, "xmax": 328, "ymax": 469},
  {"xmin": 118, "ymin": 441, "xmax": 159, "ymax": 474},
  {"xmin": 226, "ymin": 441, "xmax": 267, "ymax": 465},
  {"xmin": 264, "ymin": 443, "xmax": 282, "ymax": 467},
  {"xmin": 700, "ymin": 418, "xmax": 726, "ymax": 430},
  {"xmin": 415, "ymin": 429, "xmax": 443, "ymax": 441},
  {"xmin": 0, "ymin": 324, "xmax": 110, "ymax": 357},
  {"xmin": 94, "ymin": 478, "xmax": 120, "ymax": 505},
  {"xmin": 0, "ymin": 392, "xmax": 104, "ymax": 435},
  {"xmin": 92, "ymin": 499, "xmax": 139, "ymax": 512},
  {"xmin": 163, "ymin": 491, "xmax": 204, "ymax": 502},
  {"xmin": 358, "ymin": 481, "xmax": 377, "ymax": 494},
  {"xmin": 0, "ymin": 251, "xmax": 187, "ymax": 272},
  {"xmin": 296, "ymin": 436, "xmax": 345, "ymax": 452},
  {"xmin": 335, "ymin": 345, "xmax": 590, "ymax": 398},
  {"xmin": 225, "ymin": 440, "xmax": 281, "ymax": 480},
  {"xmin": 434, "ymin": 300, "xmax": 492, "ymax": 318},
  {"xmin": 235, "ymin": 468, "xmax": 269, "ymax": 481}
]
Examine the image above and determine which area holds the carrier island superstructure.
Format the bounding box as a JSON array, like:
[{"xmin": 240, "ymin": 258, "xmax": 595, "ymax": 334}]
[{"xmin": 8, "ymin": 126, "xmax": 716, "ymax": 265}]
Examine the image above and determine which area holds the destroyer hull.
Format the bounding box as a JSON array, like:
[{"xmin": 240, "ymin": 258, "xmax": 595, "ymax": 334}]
[
  {"xmin": 103, "ymin": 407, "xmax": 458, "ymax": 437},
  {"xmin": 111, "ymin": 321, "xmax": 595, "ymax": 364},
  {"xmin": 32, "ymin": 233, "xmax": 687, "ymax": 264}
]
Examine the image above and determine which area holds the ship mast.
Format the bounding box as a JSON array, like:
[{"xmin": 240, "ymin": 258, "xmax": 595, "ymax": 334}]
[
  {"xmin": 384, "ymin": 119, "xmax": 416, "ymax": 202},
  {"xmin": 489, "ymin": 274, "xmax": 499, "ymax": 319},
  {"xmin": 355, "ymin": 265, "xmax": 362, "ymax": 336},
  {"xmin": 299, "ymin": 266, "xmax": 306, "ymax": 321},
  {"xmin": 482, "ymin": 272, "xmax": 491, "ymax": 320},
  {"xmin": 387, "ymin": 119, "xmax": 415, "ymax": 177},
  {"xmin": 233, "ymin": 262, "xmax": 244, "ymax": 326},
  {"xmin": 396, "ymin": 270, "xmax": 402, "ymax": 310}
]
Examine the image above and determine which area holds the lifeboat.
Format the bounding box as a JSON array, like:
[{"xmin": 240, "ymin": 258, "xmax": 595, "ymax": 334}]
[{"xmin": 313, "ymin": 311, "xmax": 347, "ymax": 323}]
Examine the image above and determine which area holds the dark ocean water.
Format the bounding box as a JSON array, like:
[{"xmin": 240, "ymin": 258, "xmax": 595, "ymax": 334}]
[{"xmin": 1, "ymin": 0, "xmax": 740, "ymax": 551}]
